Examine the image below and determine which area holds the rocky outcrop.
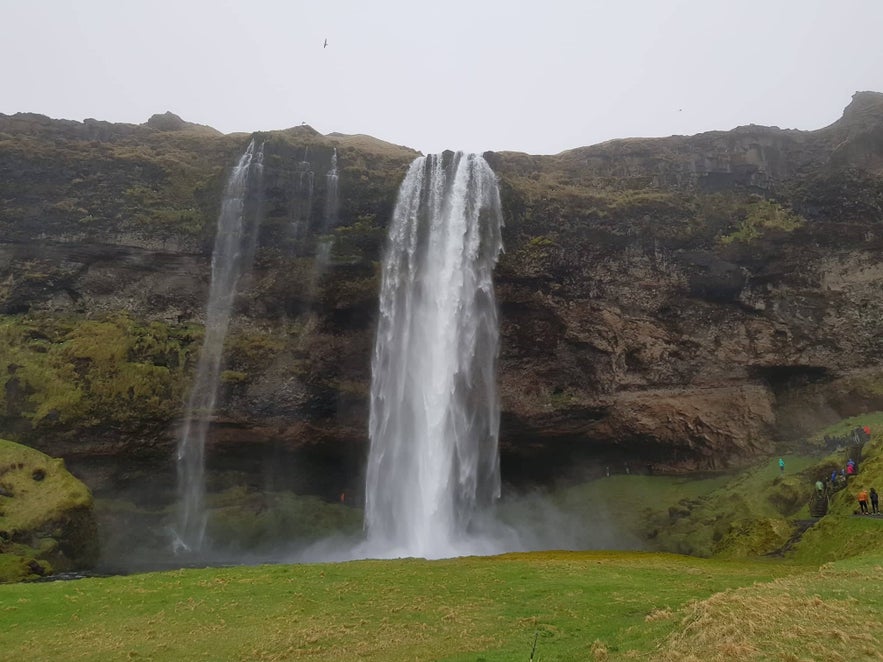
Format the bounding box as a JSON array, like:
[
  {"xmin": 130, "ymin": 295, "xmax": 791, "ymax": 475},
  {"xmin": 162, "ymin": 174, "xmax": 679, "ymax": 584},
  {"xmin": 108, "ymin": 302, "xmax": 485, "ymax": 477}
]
[
  {"xmin": 0, "ymin": 93, "xmax": 882, "ymax": 500},
  {"xmin": 0, "ymin": 438, "xmax": 98, "ymax": 580}
]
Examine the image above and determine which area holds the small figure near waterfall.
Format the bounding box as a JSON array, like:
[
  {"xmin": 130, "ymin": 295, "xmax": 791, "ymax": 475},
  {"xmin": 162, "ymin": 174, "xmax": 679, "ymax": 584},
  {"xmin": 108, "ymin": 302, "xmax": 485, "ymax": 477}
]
[
  {"xmin": 778, "ymin": 458, "xmax": 785, "ymax": 474},
  {"xmin": 871, "ymin": 487, "xmax": 879, "ymax": 514}
]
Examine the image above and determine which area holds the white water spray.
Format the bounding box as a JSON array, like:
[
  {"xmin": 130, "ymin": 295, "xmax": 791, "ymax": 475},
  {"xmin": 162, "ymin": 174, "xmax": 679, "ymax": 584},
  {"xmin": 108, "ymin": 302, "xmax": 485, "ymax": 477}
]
[
  {"xmin": 364, "ymin": 152, "xmax": 504, "ymax": 558},
  {"xmin": 175, "ymin": 139, "xmax": 264, "ymax": 552}
]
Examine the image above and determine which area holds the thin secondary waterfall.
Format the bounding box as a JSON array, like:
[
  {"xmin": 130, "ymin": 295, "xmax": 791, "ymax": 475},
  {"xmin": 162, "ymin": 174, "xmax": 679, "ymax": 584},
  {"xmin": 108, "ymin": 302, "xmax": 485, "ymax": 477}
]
[
  {"xmin": 291, "ymin": 148, "xmax": 314, "ymax": 242},
  {"xmin": 313, "ymin": 148, "xmax": 339, "ymax": 284},
  {"xmin": 323, "ymin": 148, "xmax": 339, "ymax": 228},
  {"xmin": 174, "ymin": 139, "xmax": 264, "ymax": 552},
  {"xmin": 365, "ymin": 152, "xmax": 504, "ymax": 558}
]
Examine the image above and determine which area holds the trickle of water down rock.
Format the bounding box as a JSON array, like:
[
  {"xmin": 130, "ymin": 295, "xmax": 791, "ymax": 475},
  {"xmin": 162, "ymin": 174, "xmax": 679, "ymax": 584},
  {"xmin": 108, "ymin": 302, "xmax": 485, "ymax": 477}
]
[
  {"xmin": 312, "ymin": 148, "xmax": 339, "ymax": 289},
  {"xmin": 174, "ymin": 139, "xmax": 264, "ymax": 553},
  {"xmin": 365, "ymin": 152, "xmax": 504, "ymax": 558}
]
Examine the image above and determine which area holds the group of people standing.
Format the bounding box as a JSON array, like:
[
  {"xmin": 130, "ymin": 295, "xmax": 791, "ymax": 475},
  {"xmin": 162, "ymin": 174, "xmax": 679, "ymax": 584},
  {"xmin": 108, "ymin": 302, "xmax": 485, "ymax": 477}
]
[{"xmin": 813, "ymin": 424, "xmax": 879, "ymax": 516}]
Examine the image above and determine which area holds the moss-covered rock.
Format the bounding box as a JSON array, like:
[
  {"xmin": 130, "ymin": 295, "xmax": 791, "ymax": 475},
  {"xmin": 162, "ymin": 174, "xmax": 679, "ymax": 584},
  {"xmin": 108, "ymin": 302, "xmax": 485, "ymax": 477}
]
[
  {"xmin": 0, "ymin": 438, "xmax": 98, "ymax": 582},
  {"xmin": 713, "ymin": 517, "xmax": 795, "ymax": 557}
]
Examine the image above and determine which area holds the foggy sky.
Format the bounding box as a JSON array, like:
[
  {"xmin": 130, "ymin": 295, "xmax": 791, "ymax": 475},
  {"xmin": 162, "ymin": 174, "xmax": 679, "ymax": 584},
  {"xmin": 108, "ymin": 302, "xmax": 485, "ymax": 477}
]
[{"xmin": 2, "ymin": 0, "xmax": 882, "ymax": 155}]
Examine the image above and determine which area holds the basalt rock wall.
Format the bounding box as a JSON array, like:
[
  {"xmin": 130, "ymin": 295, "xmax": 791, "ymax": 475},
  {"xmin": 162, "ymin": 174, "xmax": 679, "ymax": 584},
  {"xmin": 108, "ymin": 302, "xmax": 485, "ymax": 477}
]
[{"xmin": 1, "ymin": 96, "xmax": 883, "ymax": 498}]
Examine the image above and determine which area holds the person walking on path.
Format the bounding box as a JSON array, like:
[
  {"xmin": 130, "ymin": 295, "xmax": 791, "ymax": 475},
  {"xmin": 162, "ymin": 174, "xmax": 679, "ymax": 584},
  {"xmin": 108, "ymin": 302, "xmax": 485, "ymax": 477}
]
[
  {"xmin": 778, "ymin": 458, "xmax": 785, "ymax": 474},
  {"xmin": 857, "ymin": 488, "xmax": 870, "ymax": 514},
  {"xmin": 871, "ymin": 487, "xmax": 879, "ymax": 514}
]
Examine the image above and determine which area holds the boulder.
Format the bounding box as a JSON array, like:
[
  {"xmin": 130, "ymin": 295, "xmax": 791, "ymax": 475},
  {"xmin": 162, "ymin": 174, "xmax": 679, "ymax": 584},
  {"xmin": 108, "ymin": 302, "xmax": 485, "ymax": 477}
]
[{"xmin": 0, "ymin": 438, "xmax": 98, "ymax": 582}]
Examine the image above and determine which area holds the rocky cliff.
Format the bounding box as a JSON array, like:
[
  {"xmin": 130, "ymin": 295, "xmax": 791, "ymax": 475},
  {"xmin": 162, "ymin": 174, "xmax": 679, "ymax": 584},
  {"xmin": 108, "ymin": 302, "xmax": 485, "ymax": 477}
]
[{"xmin": 1, "ymin": 96, "xmax": 882, "ymax": 501}]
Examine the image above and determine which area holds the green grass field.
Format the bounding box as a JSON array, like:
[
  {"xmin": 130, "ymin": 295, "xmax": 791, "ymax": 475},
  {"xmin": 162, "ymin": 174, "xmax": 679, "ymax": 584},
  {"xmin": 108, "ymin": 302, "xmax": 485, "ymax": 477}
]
[{"xmin": 1, "ymin": 550, "xmax": 881, "ymax": 661}]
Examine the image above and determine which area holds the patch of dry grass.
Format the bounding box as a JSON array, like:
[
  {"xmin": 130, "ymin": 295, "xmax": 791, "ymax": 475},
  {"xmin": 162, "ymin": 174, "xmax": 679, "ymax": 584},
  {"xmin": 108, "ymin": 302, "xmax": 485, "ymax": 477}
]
[{"xmin": 656, "ymin": 573, "xmax": 883, "ymax": 661}]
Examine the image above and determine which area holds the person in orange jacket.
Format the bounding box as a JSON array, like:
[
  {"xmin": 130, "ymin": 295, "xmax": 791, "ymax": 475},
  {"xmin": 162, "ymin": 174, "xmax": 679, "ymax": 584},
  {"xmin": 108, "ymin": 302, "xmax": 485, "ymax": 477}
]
[{"xmin": 857, "ymin": 488, "xmax": 870, "ymax": 514}]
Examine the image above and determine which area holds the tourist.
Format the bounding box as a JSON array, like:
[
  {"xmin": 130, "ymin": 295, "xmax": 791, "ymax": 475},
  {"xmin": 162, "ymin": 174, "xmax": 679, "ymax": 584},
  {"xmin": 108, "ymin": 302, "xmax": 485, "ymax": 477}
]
[
  {"xmin": 831, "ymin": 470, "xmax": 838, "ymax": 485},
  {"xmin": 778, "ymin": 458, "xmax": 785, "ymax": 474},
  {"xmin": 815, "ymin": 479, "xmax": 825, "ymax": 494},
  {"xmin": 871, "ymin": 488, "xmax": 879, "ymax": 514},
  {"xmin": 846, "ymin": 462, "xmax": 855, "ymax": 476},
  {"xmin": 857, "ymin": 488, "xmax": 870, "ymax": 515}
]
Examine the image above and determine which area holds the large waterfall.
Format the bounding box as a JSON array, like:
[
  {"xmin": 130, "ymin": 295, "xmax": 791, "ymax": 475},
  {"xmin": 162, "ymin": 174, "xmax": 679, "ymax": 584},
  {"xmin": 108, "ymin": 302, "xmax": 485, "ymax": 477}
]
[
  {"xmin": 174, "ymin": 139, "xmax": 264, "ymax": 552},
  {"xmin": 364, "ymin": 152, "xmax": 504, "ymax": 558}
]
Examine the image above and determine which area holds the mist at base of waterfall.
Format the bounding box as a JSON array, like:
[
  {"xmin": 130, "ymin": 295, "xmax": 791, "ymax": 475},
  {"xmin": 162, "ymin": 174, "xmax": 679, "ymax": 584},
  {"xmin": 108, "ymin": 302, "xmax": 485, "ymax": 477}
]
[{"xmin": 94, "ymin": 480, "xmax": 642, "ymax": 573}]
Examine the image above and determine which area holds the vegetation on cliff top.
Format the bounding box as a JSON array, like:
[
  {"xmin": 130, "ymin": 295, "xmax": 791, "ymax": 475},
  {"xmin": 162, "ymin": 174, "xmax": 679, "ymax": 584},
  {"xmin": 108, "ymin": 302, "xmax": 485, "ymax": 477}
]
[{"xmin": 0, "ymin": 116, "xmax": 240, "ymax": 241}]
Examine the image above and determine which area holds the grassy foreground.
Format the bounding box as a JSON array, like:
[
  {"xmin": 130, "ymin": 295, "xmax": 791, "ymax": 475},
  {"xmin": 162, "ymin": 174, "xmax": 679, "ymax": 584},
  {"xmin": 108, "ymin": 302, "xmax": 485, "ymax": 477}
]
[
  {"xmin": 1, "ymin": 550, "xmax": 881, "ymax": 661},
  {"xmin": 4, "ymin": 416, "xmax": 883, "ymax": 659}
]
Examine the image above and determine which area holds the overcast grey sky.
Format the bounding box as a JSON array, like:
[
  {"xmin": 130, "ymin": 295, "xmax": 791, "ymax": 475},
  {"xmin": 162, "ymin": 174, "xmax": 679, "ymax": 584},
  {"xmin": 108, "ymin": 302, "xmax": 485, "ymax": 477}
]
[{"xmin": 2, "ymin": 0, "xmax": 882, "ymax": 154}]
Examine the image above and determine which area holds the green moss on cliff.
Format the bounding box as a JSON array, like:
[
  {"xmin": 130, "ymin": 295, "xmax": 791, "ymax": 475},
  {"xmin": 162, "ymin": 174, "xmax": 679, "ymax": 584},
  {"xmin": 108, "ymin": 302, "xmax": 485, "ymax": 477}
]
[
  {"xmin": 718, "ymin": 198, "xmax": 804, "ymax": 245},
  {"xmin": 0, "ymin": 313, "xmax": 197, "ymax": 434}
]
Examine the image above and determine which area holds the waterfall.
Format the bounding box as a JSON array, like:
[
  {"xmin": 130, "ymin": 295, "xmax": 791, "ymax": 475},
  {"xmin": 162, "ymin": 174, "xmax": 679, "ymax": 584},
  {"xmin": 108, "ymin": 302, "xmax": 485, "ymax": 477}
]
[
  {"xmin": 291, "ymin": 148, "xmax": 314, "ymax": 242},
  {"xmin": 313, "ymin": 148, "xmax": 340, "ymax": 286},
  {"xmin": 174, "ymin": 139, "xmax": 264, "ymax": 553},
  {"xmin": 323, "ymin": 148, "xmax": 339, "ymax": 229},
  {"xmin": 364, "ymin": 152, "xmax": 504, "ymax": 558}
]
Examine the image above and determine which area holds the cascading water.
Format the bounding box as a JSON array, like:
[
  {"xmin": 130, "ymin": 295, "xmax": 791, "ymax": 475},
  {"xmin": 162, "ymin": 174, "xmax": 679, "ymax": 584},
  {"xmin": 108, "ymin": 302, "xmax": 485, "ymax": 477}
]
[
  {"xmin": 174, "ymin": 139, "xmax": 264, "ymax": 553},
  {"xmin": 364, "ymin": 152, "xmax": 504, "ymax": 559},
  {"xmin": 313, "ymin": 148, "xmax": 339, "ymax": 286},
  {"xmin": 323, "ymin": 148, "xmax": 339, "ymax": 228},
  {"xmin": 291, "ymin": 148, "xmax": 314, "ymax": 242}
]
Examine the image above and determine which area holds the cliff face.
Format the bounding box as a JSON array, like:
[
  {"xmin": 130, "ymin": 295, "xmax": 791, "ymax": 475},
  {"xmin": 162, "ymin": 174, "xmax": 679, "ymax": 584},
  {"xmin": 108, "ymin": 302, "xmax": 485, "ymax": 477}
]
[{"xmin": 1, "ymin": 96, "xmax": 883, "ymax": 498}]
